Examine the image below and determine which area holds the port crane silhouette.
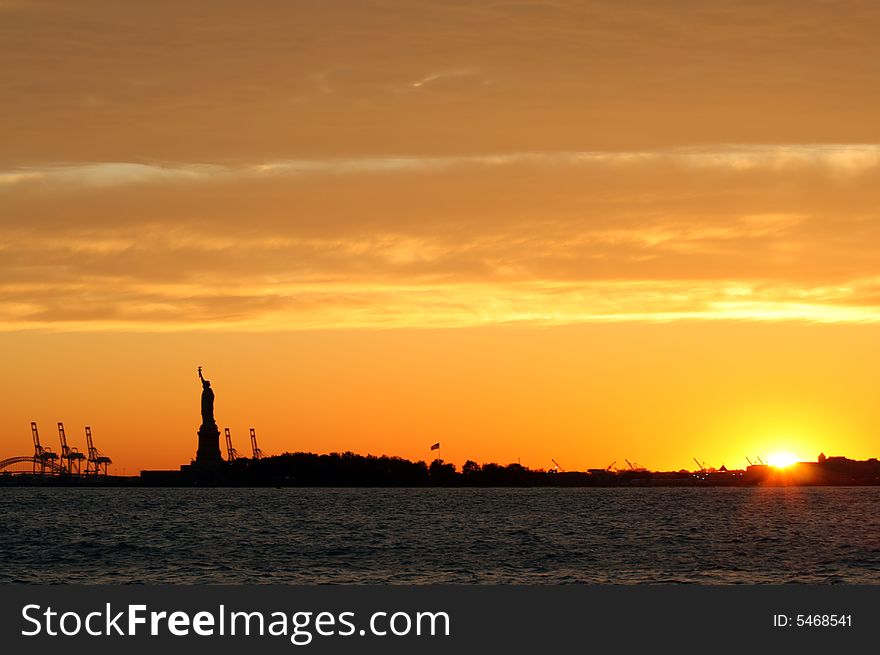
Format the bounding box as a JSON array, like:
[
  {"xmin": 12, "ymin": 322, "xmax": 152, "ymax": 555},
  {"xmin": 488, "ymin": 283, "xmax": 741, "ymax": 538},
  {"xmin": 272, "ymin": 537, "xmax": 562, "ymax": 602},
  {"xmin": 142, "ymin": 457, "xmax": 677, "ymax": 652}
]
[
  {"xmin": 0, "ymin": 422, "xmax": 111, "ymax": 476},
  {"xmin": 250, "ymin": 428, "xmax": 263, "ymax": 460},
  {"xmin": 32, "ymin": 421, "xmax": 58, "ymax": 474},
  {"xmin": 58, "ymin": 422, "xmax": 85, "ymax": 475},
  {"xmin": 224, "ymin": 427, "xmax": 240, "ymax": 462},
  {"xmin": 85, "ymin": 427, "xmax": 112, "ymax": 475}
]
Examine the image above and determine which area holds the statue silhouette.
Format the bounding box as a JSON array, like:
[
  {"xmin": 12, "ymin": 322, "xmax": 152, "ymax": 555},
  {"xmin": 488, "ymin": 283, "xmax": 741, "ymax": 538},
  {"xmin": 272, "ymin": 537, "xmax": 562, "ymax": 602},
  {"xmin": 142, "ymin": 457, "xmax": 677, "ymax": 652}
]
[
  {"xmin": 195, "ymin": 366, "xmax": 222, "ymax": 464},
  {"xmin": 198, "ymin": 366, "xmax": 215, "ymax": 425}
]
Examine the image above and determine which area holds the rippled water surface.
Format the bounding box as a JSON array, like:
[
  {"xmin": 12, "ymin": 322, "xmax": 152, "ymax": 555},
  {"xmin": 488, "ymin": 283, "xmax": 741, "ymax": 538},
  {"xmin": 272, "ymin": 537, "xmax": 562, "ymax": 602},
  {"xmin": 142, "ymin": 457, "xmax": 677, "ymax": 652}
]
[{"xmin": 1, "ymin": 487, "xmax": 878, "ymax": 584}]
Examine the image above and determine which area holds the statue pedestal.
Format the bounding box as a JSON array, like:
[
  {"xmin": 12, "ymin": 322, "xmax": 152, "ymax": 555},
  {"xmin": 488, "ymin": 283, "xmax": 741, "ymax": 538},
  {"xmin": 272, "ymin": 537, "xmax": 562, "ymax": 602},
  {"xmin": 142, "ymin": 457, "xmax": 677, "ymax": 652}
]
[{"xmin": 196, "ymin": 422, "xmax": 222, "ymax": 463}]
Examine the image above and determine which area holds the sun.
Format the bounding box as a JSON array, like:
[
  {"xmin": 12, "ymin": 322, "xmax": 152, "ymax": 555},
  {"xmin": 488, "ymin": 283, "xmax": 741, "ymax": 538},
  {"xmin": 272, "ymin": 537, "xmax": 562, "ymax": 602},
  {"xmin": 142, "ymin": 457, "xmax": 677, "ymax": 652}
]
[{"xmin": 767, "ymin": 452, "xmax": 798, "ymax": 469}]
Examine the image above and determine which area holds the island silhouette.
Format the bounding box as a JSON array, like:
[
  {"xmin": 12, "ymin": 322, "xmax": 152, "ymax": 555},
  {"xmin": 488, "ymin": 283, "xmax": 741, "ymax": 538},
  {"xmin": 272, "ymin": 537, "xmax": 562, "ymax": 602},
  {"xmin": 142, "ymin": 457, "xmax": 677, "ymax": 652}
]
[{"xmin": 2, "ymin": 368, "xmax": 879, "ymax": 487}]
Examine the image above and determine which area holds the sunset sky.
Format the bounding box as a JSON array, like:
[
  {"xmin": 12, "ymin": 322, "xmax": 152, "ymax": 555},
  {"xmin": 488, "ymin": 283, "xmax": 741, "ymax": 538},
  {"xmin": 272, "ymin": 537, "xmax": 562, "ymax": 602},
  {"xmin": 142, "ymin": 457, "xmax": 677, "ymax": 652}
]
[{"xmin": 2, "ymin": 1, "xmax": 880, "ymax": 473}]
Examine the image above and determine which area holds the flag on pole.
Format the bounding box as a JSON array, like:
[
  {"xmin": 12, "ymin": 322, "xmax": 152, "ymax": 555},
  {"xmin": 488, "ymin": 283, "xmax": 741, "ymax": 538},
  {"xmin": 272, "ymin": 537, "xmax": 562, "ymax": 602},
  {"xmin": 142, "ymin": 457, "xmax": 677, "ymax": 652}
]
[{"xmin": 430, "ymin": 442, "xmax": 440, "ymax": 451}]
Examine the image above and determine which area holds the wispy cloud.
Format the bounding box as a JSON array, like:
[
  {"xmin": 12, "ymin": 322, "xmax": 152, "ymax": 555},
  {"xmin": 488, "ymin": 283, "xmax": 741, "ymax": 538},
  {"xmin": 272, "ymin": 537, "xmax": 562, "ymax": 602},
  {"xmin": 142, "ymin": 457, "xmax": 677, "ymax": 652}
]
[
  {"xmin": 407, "ymin": 68, "xmax": 477, "ymax": 89},
  {"xmin": 0, "ymin": 162, "xmax": 221, "ymax": 188},
  {"xmin": 3, "ymin": 144, "xmax": 880, "ymax": 190}
]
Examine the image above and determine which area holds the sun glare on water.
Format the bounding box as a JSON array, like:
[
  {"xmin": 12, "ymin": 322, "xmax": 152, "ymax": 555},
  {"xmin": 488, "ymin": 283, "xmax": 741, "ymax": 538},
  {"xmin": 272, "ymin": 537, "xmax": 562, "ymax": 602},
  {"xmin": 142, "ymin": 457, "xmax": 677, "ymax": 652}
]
[{"xmin": 767, "ymin": 452, "xmax": 799, "ymax": 469}]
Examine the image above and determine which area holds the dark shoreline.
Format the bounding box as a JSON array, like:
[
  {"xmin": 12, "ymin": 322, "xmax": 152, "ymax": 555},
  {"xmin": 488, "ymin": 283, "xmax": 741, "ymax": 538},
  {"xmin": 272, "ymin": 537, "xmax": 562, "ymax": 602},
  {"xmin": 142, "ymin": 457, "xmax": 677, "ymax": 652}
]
[
  {"xmin": 2, "ymin": 476, "xmax": 878, "ymax": 489},
  {"xmin": 3, "ymin": 451, "xmax": 878, "ymax": 487}
]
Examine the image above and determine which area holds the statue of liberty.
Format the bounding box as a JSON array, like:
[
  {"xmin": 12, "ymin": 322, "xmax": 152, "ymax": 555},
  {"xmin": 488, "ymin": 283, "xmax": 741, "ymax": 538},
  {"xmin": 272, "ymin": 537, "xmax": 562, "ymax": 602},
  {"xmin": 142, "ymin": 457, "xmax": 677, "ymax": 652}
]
[
  {"xmin": 195, "ymin": 366, "xmax": 222, "ymax": 463},
  {"xmin": 198, "ymin": 366, "xmax": 215, "ymax": 425}
]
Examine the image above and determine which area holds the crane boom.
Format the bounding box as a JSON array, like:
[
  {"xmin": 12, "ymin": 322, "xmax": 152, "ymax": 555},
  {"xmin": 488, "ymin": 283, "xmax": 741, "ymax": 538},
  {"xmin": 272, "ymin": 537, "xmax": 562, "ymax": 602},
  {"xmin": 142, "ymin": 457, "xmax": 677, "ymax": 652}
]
[
  {"xmin": 57, "ymin": 422, "xmax": 84, "ymax": 475},
  {"xmin": 30, "ymin": 421, "xmax": 57, "ymax": 474},
  {"xmin": 224, "ymin": 427, "xmax": 239, "ymax": 461},
  {"xmin": 58, "ymin": 422, "xmax": 70, "ymax": 458},
  {"xmin": 84, "ymin": 426, "xmax": 112, "ymax": 475},
  {"xmin": 250, "ymin": 427, "xmax": 263, "ymax": 459}
]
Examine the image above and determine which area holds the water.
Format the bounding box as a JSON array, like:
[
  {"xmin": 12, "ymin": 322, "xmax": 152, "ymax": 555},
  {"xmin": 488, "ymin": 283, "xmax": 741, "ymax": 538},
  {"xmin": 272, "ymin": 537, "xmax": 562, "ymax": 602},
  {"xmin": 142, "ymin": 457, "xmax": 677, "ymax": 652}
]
[{"xmin": 0, "ymin": 487, "xmax": 878, "ymax": 584}]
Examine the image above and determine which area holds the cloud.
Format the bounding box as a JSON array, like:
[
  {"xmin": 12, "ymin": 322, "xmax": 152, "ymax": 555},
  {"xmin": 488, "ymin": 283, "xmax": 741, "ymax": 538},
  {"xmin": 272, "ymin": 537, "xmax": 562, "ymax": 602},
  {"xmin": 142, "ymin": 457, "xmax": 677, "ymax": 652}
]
[
  {"xmin": 2, "ymin": 141, "xmax": 880, "ymax": 331},
  {"xmin": 407, "ymin": 68, "xmax": 478, "ymax": 89},
  {"xmin": 4, "ymin": 0, "xmax": 880, "ymax": 167},
  {"xmin": 0, "ymin": 162, "xmax": 221, "ymax": 188},
  {"xmin": 3, "ymin": 144, "xmax": 880, "ymax": 191},
  {"xmin": 4, "ymin": 277, "xmax": 880, "ymax": 332}
]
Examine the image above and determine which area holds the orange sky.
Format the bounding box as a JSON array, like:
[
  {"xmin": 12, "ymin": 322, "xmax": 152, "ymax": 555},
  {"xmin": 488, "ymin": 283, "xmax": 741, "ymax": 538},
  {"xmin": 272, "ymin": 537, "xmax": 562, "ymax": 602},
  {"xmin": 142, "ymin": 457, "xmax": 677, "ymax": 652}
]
[{"xmin": 2, "ymin": 1, "xmax": 879, "ymax": 473}]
